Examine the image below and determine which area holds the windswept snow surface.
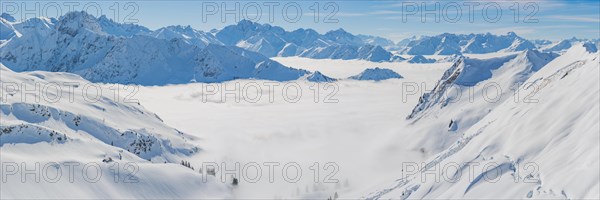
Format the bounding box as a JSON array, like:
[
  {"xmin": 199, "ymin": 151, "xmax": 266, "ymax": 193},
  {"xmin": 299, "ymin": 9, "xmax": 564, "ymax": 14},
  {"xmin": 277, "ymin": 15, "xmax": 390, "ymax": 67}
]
[
  {"xmin": 366, "ymin": 44, "xmax": 600, "ymax": 199},
  {"xmin": 0, "ymin": 64, "xmax": 230, "ymax": 199}
]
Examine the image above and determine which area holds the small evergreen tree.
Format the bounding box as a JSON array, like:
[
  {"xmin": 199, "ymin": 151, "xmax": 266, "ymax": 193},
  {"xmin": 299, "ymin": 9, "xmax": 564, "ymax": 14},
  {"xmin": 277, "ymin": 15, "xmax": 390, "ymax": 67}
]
[{"xmin": 232, "ymin": 177, "xmax": 238, "ymax": 186}]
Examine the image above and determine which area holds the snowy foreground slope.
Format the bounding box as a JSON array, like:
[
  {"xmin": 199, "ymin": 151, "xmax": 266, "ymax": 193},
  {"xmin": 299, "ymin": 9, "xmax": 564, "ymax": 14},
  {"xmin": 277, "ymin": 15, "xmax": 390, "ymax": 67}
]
[
  {"xmin": 365, "ymin": 44, "xmax": 600, "ymax": 199},
  {"xmin": 0, "ymin": 64, "xmax": 230, "ymax": 199}
]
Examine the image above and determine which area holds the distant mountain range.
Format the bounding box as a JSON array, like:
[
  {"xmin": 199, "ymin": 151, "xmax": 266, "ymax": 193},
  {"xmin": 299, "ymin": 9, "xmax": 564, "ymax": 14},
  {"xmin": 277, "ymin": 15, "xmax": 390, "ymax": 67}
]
[
  {"xmin": 1, "ymin": 11, "xmax": 598, "ymax": 85},
  {"xmin": 0, "ymin": 12, "xmax": 307, "ymax": 85}
]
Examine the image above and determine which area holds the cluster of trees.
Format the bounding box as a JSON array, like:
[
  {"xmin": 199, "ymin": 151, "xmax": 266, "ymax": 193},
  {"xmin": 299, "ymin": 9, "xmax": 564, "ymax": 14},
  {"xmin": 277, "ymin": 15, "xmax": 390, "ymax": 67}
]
[{"xmin": 180, "ymin": 160, "xmax": 194, "ymax": 170}]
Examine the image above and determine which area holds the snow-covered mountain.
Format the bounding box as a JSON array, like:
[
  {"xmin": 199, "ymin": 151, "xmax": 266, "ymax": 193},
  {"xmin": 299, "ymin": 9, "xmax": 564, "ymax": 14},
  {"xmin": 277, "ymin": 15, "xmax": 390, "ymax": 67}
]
[
  {"xmin": 0, "ymin": 14, "xmax": 20, "ymax": 41},
  {"xmin": 0, "ymin": 12, "xmax": 307, "ymax": 85},
  {"xmin": 215, "ymin": 20, "xmax": 398, "ymax": 62},
  {"xmin": 357, "ymin": 34, "xmax": 396, "ymax": 49},
  {"xmin": 349, "ymin": 67, "xmax": 403, "ymax": 81},
  {"xmin": 399, "ymin": 49, "xmax": 559, "ymax": 162},
  {"xmin": 148, "ymin": 25, "xmax": 222, "ymax": 48},
  {"xmin": 0, "ymin": 64, "xmax": 231, "ymax": 198},
  {"xmin": 400, "ymin": 32, "xmax": 536, "ymax": 55},
  {"xmin": 540, "ymin": 38, "xmax": 600, "ymax": 53},
  {"xmin": 407, "ymin": 49, "xmax": 557, "ymax": 122},
  {"xmin": 306, "ymin": 71, "xmax": 337, "ymax": 82},
  {"xmin": 407, "ymin": 55, "xmax": 436, "ymax": 63},
  {"xmin": 299, "ymin": 44, "xmax": 394, "ymax": 62},
  {"xmin": 366, "ymin": 43, "xmax": 599, "ymax": 200}
]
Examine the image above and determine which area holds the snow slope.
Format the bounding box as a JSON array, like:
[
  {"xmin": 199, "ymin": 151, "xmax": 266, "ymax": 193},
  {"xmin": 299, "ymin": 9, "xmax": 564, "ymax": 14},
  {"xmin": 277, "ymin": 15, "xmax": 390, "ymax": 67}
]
[
  {"xmin": 0, "ymin": 64, "xmax": 230, "ymax": 199},
  {"xmin": 366, "ymin": 44, "xmax": 600, "ymax": 199},
  {"xmin": 405, "ymin": 50, "xmax": 558, "ymax": 154}
]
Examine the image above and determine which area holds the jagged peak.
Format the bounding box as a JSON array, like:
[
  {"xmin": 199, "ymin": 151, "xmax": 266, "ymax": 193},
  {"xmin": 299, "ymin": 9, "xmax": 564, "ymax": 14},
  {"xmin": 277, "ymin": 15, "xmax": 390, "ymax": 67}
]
[
  {"xmin": 162, "ymin": 25, "xmax": 195, "ymax": 33},
  {"xmin": 307, "ymin": 71, "xmax": 336, "ymax": 82},
  {"xmin": 236, "ymin": 19, "xmax": 261, "ymax": 28},
  {"xmin": 1, "ymin": 12, "xmax": 16, "ymax": 22},
  {"xmin": 56, "ymin": 11, "xmax": 102, "ymax": 35},
  {"xmin": 59, "ymin": 11, "xmax": 97, "ymax": 21},
  {"xmin": 581, "ymin": 42, "xmax": 598, "ymax": 53},
  {"xmin": 325, "ymin": 28, "xmax": 351, "ymax": 36}
]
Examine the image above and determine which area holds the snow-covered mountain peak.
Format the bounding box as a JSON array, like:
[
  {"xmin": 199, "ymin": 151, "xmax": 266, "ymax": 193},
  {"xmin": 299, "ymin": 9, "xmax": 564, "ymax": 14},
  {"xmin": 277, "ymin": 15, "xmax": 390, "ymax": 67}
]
[
  {"xmin": 407, "ymin": 49, "xmax": 557, "ymax": 120},
  {"xmin": 0, "ymin": 12, "xmax": 16, "ymax": 22},
  {"xmin": 368, "ymin": 44, "xmax": 599, "ymax": 200},
  {"xmin": 349, "ymin": 67, "xmax": 403, "ymax": 81},
  {"xmin": 96, "ymin": 14, "xmax": 151, "ymax": 37},
  {"xmin": 324, "ymin": 28, "xmax": 363, "ymax": 46},
  {"xmin": 56, "ymin": 11, "xmax": 150, "ymax": 37},
  {"xmin": 57, "ymin": 11, "xmax": 103, "ymax": 36},
  {"xmin": 582, "ymin": 42, "xmax": 599, "ymax": 53},
  {"xmin": 306, "ymin": 71, "xmax": 337, "ymax": 82}
]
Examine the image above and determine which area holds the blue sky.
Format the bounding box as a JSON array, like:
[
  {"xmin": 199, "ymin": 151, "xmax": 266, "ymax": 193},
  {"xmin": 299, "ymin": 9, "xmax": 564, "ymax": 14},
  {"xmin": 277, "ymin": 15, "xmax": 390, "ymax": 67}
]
[{"xmin": 2, "ymin": 0, "xmax": 599, "ymax": 41}]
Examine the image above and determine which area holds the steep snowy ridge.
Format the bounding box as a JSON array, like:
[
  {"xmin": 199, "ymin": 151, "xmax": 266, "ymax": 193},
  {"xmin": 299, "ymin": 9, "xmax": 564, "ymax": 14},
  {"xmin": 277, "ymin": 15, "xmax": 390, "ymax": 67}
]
[
  {"xmin": 367, "ymin": 44, "xmax": 599, "ymax": 199},
  {"xmin": 0, "ymin": 64, "xmax": 231, "ymax": 198},
  {"xmin": 0, "ymin": 11, "xmax": 306, "ymax": 85},
  {"xmin": 403, "ymin": 50, "xmax": 557, "ymax": 156},
  {"xmin": 408, "ymin": 50, "xmax": 557, "ymax": 120}
]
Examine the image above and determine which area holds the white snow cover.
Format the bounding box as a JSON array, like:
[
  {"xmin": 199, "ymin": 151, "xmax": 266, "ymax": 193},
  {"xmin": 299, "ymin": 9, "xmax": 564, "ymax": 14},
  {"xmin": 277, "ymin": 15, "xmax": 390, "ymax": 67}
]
[
  {"xmin": 366, "ymin": 44, "xmax": 600, "ymax": 199},
  {"xmin": 0, "ymin": 64, "xmax": 231, "ymax": 198}
]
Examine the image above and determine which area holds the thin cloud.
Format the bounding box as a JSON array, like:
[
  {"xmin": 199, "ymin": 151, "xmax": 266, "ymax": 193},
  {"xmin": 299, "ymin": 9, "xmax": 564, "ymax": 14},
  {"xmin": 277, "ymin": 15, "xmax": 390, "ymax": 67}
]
[
  {"xmin": 545, "ymin": 15, "xmax": 600, "ymax": 23},
  {"xmin": 336, "ymin": 12, "xmax": 367, "ymax": 17}
]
